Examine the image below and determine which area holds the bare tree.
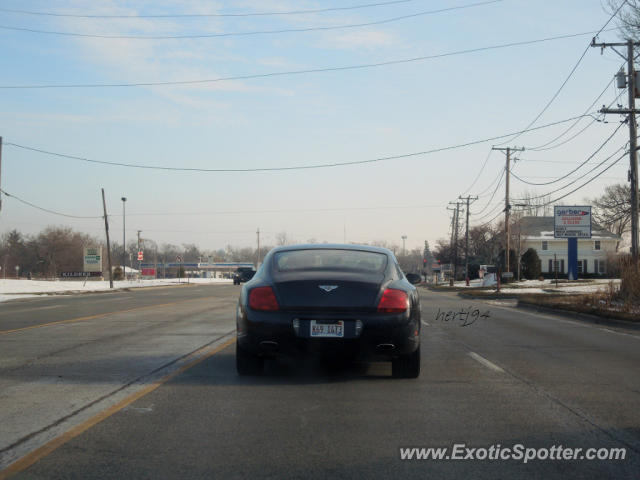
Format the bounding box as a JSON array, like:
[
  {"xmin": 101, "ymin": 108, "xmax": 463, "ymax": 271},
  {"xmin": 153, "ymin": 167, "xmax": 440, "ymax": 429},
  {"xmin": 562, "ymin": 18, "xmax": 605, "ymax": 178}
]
[
  {"xmin": 590, "ymin": 183, "xmax": 632, "ymax": 251},
  {"xmin": 514, "ymin": 190, "xmax": 553, "ymax": 217},
  {"xmin": 607, "ymin": 0, "xmax": 640, "ymax": 39},
  {"xmin": 275, "ymin": 232, "xmax": 292, "ymax": 246},
  {"xmin": 33, "ymin": 227, "xmax": 96, "ymax": 277}
]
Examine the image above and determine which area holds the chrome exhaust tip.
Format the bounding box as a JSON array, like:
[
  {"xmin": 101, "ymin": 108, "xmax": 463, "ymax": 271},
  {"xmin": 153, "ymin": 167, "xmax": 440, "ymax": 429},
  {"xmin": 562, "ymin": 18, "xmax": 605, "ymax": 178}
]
[{"xmin": 259, "ymin": 340, "xmax": 279, "ymax": 351}]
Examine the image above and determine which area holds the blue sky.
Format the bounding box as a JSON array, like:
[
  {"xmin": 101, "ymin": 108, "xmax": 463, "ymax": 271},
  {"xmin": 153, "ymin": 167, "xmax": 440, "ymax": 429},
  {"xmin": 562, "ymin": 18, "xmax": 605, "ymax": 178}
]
[{"xmin": 0, "ymin": 0, "xmax": 632, "ymax": 252}]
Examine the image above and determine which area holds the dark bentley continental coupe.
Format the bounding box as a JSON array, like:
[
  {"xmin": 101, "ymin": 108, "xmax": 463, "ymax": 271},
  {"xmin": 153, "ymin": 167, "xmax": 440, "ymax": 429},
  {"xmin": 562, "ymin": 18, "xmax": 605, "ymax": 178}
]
[{"xmin": 235, "ymin": 244, "xmax": 422, "ymax": 378}]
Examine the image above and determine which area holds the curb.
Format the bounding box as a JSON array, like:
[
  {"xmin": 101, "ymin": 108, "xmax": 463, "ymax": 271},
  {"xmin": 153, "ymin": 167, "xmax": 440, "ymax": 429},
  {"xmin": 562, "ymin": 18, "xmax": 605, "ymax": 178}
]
[{"xmin": 516, "ymin": 300, "xmax": 640, "ymax": 331}]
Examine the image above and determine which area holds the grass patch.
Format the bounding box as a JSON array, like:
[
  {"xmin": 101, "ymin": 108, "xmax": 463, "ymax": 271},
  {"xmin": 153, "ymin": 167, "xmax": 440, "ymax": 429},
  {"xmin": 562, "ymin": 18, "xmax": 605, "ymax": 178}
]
[{"xmin": 518, "ymin": 291, "xmax": 639, "ymax": 323}]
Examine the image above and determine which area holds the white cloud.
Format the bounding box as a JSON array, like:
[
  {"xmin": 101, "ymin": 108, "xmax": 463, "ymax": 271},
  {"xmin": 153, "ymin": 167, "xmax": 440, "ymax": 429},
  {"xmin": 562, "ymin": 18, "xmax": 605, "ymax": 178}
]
[{"xmin": 54, "ymin": 0, "xmax": 294, "ymax": 111}]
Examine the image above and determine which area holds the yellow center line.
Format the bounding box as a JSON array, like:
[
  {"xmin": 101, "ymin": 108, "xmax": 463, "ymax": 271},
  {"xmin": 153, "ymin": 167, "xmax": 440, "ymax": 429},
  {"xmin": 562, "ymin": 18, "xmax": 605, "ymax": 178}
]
[
  {"xmin": 0, "ymin": 337, "xmax": 236, "ymax": 479},
  {"xmin": 0, "ymin": 297, "xmax": 212, "ymax": 336}
]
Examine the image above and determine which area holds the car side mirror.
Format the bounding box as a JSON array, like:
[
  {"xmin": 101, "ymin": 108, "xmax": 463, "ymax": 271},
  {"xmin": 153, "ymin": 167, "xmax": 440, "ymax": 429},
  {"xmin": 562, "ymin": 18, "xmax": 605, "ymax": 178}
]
[{"xmin": 405, "ymin": 273, "xmax": 422, "ymax": 285}]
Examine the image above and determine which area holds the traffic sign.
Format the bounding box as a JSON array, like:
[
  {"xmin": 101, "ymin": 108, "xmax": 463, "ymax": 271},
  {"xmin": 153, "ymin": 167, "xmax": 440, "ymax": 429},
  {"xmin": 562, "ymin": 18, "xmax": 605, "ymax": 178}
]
[
  {"xmin": 501, "ymin": 272, "xmax": 514, "ymax": 278},
  {"xmin": 137, "ymin": 251, "xmax": 144, "ymax": 261}
]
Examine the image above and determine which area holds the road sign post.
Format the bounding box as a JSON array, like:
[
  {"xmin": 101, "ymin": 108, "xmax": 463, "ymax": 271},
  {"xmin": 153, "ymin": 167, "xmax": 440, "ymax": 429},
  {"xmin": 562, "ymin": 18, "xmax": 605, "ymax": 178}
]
[{"xmin": 554, "ymin": 206, "xmax": 592, "ymax": 281}]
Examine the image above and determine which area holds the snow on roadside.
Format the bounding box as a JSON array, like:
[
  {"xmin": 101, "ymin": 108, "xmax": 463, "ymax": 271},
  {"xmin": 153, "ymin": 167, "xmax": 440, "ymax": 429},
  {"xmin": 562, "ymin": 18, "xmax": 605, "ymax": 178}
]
[
  {"xmin": 0, "ymin": 278, "xmax": 232, "ymax": 303},
  {"xmin": 449, "ymin": 278, "xmax": 620, "ymax": 294}
]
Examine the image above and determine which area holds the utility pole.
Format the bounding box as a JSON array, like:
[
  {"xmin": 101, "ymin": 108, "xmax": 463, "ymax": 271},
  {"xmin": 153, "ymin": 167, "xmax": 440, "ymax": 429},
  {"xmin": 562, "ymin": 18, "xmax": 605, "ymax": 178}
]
[
  {"xmin": 592, "ymin": 38, "xmax": 640, "ymax": 266},
  {"xmin": 256, "ymin": 228, "xmax": 260, "ymax": 268},
  {"xmin": 492, "ymin": 146, "xmax": 524, "ymax": 275},
  {"xmin": 121, "ymin": 197, "xmax": 127, "ymax": 276},
  {"xmin": 101, "ymin": 189, "xmax": 114, "ymax": 288},
  {"xmin": 459, "ymin": 195, "xmax": 478, "ymax": 282},
  {"xmin": 449, "ymin": 201, "xmax": 463, "ymax": 284},
  {"xmin": 137, "ymin": 230, "xmax": 142, "ymax": 279},
  {"xmin": 446, "ymin": 206, "xmax": 456, "ymax": 285}
]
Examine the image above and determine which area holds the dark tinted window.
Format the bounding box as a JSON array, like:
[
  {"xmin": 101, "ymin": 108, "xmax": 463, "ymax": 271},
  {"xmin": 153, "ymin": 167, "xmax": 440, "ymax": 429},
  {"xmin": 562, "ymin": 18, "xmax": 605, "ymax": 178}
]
[{"xmin": 274, "ymin": 249, "xmax": 387, "ymax": 273}]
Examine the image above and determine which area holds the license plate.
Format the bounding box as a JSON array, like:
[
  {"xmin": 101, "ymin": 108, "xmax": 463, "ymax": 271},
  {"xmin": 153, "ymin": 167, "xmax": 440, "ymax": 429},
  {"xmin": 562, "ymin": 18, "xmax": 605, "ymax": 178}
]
[{"xmin": 310, "ymin": 320, "xmax": 344, "ymax": 338}]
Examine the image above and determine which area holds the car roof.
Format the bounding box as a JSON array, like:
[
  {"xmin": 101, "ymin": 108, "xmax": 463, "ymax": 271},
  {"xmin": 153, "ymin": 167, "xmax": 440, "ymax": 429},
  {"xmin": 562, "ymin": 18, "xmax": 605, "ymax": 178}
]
[{"xmin": 269, "ymin": 243, "xmax": 393, "ymax": 256}]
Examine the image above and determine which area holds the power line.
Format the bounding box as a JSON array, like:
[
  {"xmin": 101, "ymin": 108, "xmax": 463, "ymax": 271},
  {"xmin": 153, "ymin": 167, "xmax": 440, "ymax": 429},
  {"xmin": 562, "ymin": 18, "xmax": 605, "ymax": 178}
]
[
  {"xmin": 0, "ymin": 29, "xmax": 617, "ymax": 89},
  {"xmin": 0, "ymin": 188, "xmax": 101, "ymax": 219},
  {"xmin": 494, "ymin": 0, "xmax": 627, "ymax": 146},
  {"xmin": 515, "ymin": 157, "xmax": 628, "ymax": 165},
  {"xmin": 472, "ymin": 200, "xmax": 504, "ymax": 222},
  {"xmin": 510, "ymin": 121, "xmax": 625, "ymax": 186},
  {"xmin": 0, "ymin": 1, "xmax": 502, "ymax": 40},
  {"xmin": 471, "ymin": 207, "xmax": 504, "ymax": 229},
  {"xmin": 471, "ymin": 168, "xmax": 505, "ymax": 215},
  {"xmin": 527, "ymin": 75, "xmax": 621, "ymax": 151},
  {"xmin": 512, "ymin": 144, "xmax": 628, "ymax": 201},
  {"xmin": 3, "ymin": 114, "xmax": 592, "ymax": 173},
  {"xmin": 460, "ymin": 149, "xmax": 493, "ymax": 195},
  {"xmin": 475, "ymin": 167, "xmax": 505, "ymax": 197},
  {"xmin": 471, "ymin": 150, "xmax": 628, "ymax": 228},
  {"xmin": 0, "ymin": 0, "xmax": 433, "ymax": 19},
  {"xmin": 0, "ymin": 188, "xmax": 453, "ymax": 219},
  {"xmin": 123, "ymin": 203, "xmax": 448, "ymax": 217},
  {"xmin": 540, "ymin": 150, "xmax": 628, "ymax": 206}
]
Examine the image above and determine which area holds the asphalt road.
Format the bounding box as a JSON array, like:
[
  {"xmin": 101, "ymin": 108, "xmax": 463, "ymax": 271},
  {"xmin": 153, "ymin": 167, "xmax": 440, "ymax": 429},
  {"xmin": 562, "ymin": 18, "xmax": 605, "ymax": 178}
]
[{"xmin": 0, "ymin": 284, "xmax": 638, "ymax": 479}]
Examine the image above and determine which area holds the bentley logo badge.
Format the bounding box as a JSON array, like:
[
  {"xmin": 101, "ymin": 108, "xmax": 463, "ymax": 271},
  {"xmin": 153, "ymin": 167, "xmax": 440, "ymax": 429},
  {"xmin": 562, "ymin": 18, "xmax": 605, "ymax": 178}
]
[{"xmin": 318, "ymin": 285, "xmax": 339, "ymax": 292}]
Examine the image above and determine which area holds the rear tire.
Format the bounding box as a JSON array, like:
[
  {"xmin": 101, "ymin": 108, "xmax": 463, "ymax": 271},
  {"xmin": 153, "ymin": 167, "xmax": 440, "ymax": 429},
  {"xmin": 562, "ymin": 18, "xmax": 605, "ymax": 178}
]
[
  {"xmin": 236, "ymin": 342, "xmax": 263, "ymax": 376},
  {"xmin": 392, "ymin": 346, "xmax": 420, "ymax": 378}
]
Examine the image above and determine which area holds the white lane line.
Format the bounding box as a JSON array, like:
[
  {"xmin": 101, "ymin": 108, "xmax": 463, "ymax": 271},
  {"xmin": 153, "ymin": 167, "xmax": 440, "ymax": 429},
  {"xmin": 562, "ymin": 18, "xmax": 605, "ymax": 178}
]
[
  {"xmin": 599, "ymin": 327, "xmax": 640, "ymax": 340},
  {"xmin": 421, "ymin": 320, "xmax": 431, "ymax": 326},
  {"xmin": 468, "ymin": 352, "xmax": 505, "ymax": 373}
]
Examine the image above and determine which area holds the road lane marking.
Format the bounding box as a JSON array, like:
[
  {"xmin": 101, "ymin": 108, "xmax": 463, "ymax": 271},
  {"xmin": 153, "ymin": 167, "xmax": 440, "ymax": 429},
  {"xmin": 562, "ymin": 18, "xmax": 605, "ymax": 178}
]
[
  {"xmin": 0, "ymin": 305, "xmax": 63, "ymax": 315},
  {"xmin": 0, "ymin": 298, "xmax": 208, "ymax": 336},
  {"xmin": 468, "ymin": 352, "xmax": 505, "ymax": 373},
  {"xmin": 599, "ymin": 327, "xmax": 640, "ymax": 340},
  {"xmin": 0, "ymin": 336, "xmax": 236, "ymax": 479}
]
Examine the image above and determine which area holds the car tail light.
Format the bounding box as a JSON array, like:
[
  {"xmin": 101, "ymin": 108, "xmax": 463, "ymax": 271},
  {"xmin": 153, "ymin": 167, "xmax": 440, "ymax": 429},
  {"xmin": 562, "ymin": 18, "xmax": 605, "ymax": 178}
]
[
  {"xmin": 377, "ymin": 288, "xmax": 409, "ymax": 313},
  {"xmin": 249, "ymin": 286, "xmax": 279, "ymax": 311}
]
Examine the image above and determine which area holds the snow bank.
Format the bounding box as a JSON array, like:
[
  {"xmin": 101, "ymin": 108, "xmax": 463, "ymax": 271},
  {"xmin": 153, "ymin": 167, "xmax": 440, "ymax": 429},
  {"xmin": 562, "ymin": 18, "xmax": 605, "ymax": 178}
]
[{"xmin": 0, "ymin": 278, "xmax": 232, "ymax": 303}]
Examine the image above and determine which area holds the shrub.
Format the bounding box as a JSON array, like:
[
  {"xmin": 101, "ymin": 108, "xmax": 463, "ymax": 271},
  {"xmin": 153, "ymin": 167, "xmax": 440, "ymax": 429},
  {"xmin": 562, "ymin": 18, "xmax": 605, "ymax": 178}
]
[
  {"xmin": 619, "ymin": 257, "xmax": 640, "ymax": 304},
  {"xmin": 521, "ymin": 248, "xmax": 541, "ymax": 280},
  {"xmin": 113, "ymin": 266, "xmax": 124, "ymax": 281}
]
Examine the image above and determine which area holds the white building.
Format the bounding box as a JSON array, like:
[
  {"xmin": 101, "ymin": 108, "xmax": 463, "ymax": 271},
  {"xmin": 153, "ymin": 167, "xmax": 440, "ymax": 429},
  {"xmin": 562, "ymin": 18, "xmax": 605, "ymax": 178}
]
[{"xmin": 517, "ymin": 217, "xmax": 620, "ymax": 275}]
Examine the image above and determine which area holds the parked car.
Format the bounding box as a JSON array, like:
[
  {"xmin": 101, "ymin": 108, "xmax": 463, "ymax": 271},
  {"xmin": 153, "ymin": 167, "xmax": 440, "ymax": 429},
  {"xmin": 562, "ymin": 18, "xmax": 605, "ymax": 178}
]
[
  {"xmin": 235, "ymin": 244, "xmax": 422, "ymax": 377},
  {"xmin": 233, "ymin": 267, "xmax": 256, "ymax": 285}
]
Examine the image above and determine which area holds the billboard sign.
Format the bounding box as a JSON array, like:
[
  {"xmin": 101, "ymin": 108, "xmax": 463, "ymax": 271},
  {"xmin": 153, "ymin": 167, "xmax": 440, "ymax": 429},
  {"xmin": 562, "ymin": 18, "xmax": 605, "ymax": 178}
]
[
  {"xmin": 83, "ymin": 246, "xmax": 103, "ymax": 272},
  {"xmin": 141, "ymin": 268, "xmax": 156, "ymax": 277},
  {"xmin": 554, "ymin": 206, "xmax": 592, "ymax": 238}
]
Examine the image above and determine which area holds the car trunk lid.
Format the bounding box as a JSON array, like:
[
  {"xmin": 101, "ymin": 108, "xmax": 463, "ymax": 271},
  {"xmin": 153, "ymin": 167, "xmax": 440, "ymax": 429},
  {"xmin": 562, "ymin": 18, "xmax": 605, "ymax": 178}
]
[{"xmin": 273, "ymin": 270, "xmax": 384, "ymax": 311}]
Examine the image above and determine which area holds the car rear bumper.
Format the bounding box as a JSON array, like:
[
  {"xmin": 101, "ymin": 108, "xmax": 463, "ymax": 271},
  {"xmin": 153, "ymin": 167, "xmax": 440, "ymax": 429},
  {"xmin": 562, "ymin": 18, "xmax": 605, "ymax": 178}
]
[{"xmin": 237, "ymin": 310, "xmax": 420, "ymax": 358}]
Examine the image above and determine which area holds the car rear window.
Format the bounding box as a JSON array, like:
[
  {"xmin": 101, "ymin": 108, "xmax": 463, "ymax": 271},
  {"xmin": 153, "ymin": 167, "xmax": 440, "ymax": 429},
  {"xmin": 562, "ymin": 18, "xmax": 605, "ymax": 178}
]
[{"xmin": 274, "ymin": 249, "xmax": 387, "ymax": 273}]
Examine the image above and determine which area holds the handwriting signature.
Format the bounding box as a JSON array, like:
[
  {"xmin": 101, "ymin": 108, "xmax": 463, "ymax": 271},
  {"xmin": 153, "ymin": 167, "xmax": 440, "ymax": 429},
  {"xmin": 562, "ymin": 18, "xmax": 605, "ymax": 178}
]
[{"xmin": 434, "ymin": 307, "xmax": 491, "ymax": 327}]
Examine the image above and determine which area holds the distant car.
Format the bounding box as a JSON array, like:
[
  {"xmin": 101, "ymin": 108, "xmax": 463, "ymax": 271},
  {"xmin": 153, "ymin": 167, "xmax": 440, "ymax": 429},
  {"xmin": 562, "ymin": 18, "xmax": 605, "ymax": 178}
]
[
  {"xmin": 233, "ymin": 267, "xmax": 256, "ymax": 285},
  {"xmin": 235, "ymin": 244, "xmax": 422, "ymax": 378}
]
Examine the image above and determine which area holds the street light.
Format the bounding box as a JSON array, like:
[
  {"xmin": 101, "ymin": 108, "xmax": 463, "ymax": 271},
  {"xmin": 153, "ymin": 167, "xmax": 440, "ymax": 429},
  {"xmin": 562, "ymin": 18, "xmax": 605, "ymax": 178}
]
[
  {"xmin": 401, "ymin": 235, "xmax": 407, "ymax": 257},
  {"xmin": 121, "ymin": 197, "xmax": 127, "ymax": 277}
]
